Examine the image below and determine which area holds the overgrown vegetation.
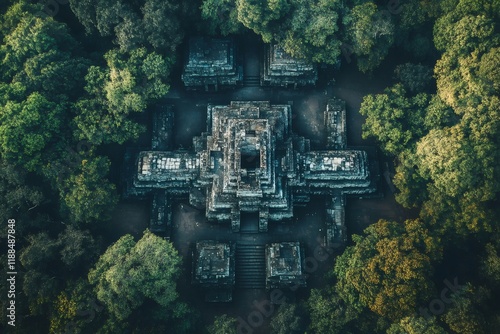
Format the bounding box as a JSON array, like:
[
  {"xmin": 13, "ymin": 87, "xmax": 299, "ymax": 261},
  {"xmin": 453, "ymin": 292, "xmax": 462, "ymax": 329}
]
[{"xmin": 0, "ymin": 0, "xmax": 498, "ymax": 333}]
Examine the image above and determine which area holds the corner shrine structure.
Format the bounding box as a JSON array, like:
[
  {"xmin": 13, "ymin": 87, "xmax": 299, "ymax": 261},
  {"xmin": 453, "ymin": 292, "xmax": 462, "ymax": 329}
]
[
  {"xmin": 182, "ymin": 38, "xmax": 317, "ymax": 91},
  {"xmin": 181, "ymin": 37, "xmax": 243, "ymax": 91},
  {"xmin": 126, "ymin": 37, "xmax": 377, "ymax": 302},
  {"xmin": 261, "ymin": 44, "xmax": 317, "ymax": 88}
]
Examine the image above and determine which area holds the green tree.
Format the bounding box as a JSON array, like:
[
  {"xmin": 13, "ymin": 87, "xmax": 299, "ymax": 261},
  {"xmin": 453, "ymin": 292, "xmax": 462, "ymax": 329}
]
[
  {"xmin": 359, "ymin": 84, "xmax": 430, "ymax": 155},
  {"xmin": 282, "ymin": 0, "xmax": 343, "ymax": 64},
  {"xmin": 200, "ymin": 0, "xmax": 344, "ymax": 65},
  {"xmin": 410, "ymin": 0, "xmax": 500, "ymax": 238},
  {"xmin": 343, "ymin": 2, "xmax": 395, "ymax": 72},
  {"xmin": 75, "ymin": 48, "xmax": 171, "ymax": 145},
  {"xmin": 113, "ymin": 10, "xmax": 145, "ymax": 53},
  {"xmin": 416, "ymin": 124, "xmax": 498, "ymax": 206},
  {"xmin": 478, "ymin": 47, "xmax": 500, "ymax": 93},
  {"xmin": 8, "ymin": 220, "xmax": 101, "ymax": 326},
  {"xmin": 481, "ymin": 242, "xmax": 500, "ymax": 285},
  {"xmin": 208, "ymin": 314, "xmax": 237, "ymax": 334},
  {"xmin": 20, "ymin": 232, "xmax": 59, "ymax": 271},
  {"xmin": 236, "ymin": 0, "xmax": 290, "ymax": 43},
  {"xmin": 60, "ymin": 156, "xmax": 118, "ymax": 224},
  {"xmin": 307, "ymin": 288, "xmax": 359, "ymax": 334},
  {"xmin": 0, "ymin": 92, "xmax": 64, "ymax": 171},
  {"xmin": 420, "ymin": 184, "xmax": 494, "ymax": 237},
  {"xmin": 0, "ymin": 8, "xmax": 90, "ymax": 173},
  {"xmin": 1, "ymin": 12, "xmax": 79, "ymax": 80},
  {"xmin": 433, "ymin": 2, "xmax": 498, "ymax": 109},
  {"xmin": 441, "ymin": 284, "xmax": 488, "ymax": 334},
  {"xmin": 0, "ymin": 159, "xmax": 43, "ymax": 224},
  {"xmin": 423, "ymin": 94, "xmax": 456, "ymax": 130},
  {"xmin": 69, "ymin": 0, "xmax": 185, "ymax": 52},
  {"xmin": 201, "ymin": 0, "xmax": 243, "ymax": 35},
  {"xmin": 394, "ymin": 63, "xmax": 433, "ymax": 93},
  {"xmin": 20, "ymin": 232, "xmax": 61, "ymax": 314},
  {"xmin": 387, "ymin": 316, "xmax": 447, "ymax": 334},
  {"xmin": 0, "ymin": 0, "xmax": 41, "ymax": 38},
  {"xmin": 59, "ymin": 225, "xmax": 101, "ymax": 271},
  {"xmin": 142, "ymin": 0, "xmax": 184, "ymax": 52},
  {"xmin": 270, "ymin": 303, "xmax": 306, "ymax": 334},
  {"xmin": 392, "ymin": 150, "xmax": 428, "ymax": 208},
  {"xmin": 49, "ymin": 279, "xmax": 103, "ymax": 334},
  {"xmin": 88, "ymin": 230, "xmax": 182, "ymax": 320},
  {"xmin": 334, "ymin": 219, "xmax": 441, "ymax": 320},
  {"xmin": 0, "ymin": 11, "xmax": 89, "ymax": 109}
]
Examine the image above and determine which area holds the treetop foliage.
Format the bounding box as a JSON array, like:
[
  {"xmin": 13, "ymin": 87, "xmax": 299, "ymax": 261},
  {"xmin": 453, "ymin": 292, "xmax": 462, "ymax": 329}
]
[
  {"xmin": 88, "ymin": 230, "xmax": 182, "ymax": 320},
  {"xmin": 74, "ymin": 47, "xmax": 171, "ymax": 145},
  {"xmin": 201, "ymin": 0, "xmax": 418, "ymax": 71},
  {"xmin": 334, "ymin": 219, "xmax": 441, "ymax": 320},
  {"xmin": 1, "ymin": 0, "xmax": 499, "ymax": 332},
  {"xmin": 60, "ymin": 156, "xmax": 118, "ymax": 224},
  {"xmin": 360, "ymin": 0, "xmax": 500, "ymax": 237},
  {"xmin": 68, "ymin": 0, "xmax": 187, "ymax": 53}
]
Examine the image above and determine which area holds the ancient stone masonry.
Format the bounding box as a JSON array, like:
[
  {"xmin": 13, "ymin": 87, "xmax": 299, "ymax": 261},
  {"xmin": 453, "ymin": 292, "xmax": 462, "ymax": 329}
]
[
  {"xmin": 149, "ymin": 190, "xmax": 172, "ymax": 237},
  {"xmin": 266, "ymin": 242, "xmax": 307, "ymax": 289},
  {"xmin": 182, "ymin": 37, "xmax": 243, "ymax": 91},
  {"xmin": 261, "ymin": 44, "xmax": 318, "ymax": 88},
  {"xmin": 182, "ymin": 40, "xmax": 317, "ymax": 90},
  {"xmin": 151, "ymin": 105, "xmax": 174, "ymax": 151},
  {"xmin": 136, "ymin": 151, "xmax": 199, "ymax": 192},
  {"xmin": 193, "ymin": 101, "xmax": 294, "ymax": 232},
  {"xmin": 326, "ymin": 192, "xmax": 346, "ymax": 248},
  {"xmin": 325, "ymin": 98, "xmax": 347, "ymax": 150},
  {"xmin": 192, "ymin": 241, "xmax": 236, "ymax": 302},
  {"xmin": 122, "ymin": 105, "xmax": 175, "ymax": 200},
  {"xmin": 134, "ymin": 101, "xmax": 374, "ymax": 235},
  {"xmin": 130, "ymin": 99, "xmax": 376, "ymax": 295}
]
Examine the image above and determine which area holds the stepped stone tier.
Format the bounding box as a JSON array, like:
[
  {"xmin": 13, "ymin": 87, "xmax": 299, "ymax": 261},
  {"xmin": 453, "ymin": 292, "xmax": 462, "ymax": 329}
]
[
  {"xmin": 192, "ymin": 241, "xmax": 236, "ymax": 302},
  {"xmin": 151, "ymin": 105, "xmax": 174, "ymax": 151},
  {"xmin": 325, "ymin": 98, "xmax": 347, "ymax": 150},
  {"xmin": 134, "ymin": 101, "xmax": 375, "ymax": 235},
  {"xmin": 266, "ymin": 242, "xmax": 307, "ymax": 289},
  {"xmin": 261, "ymin": 44, "xmax": 318, "ymax": 87},
  {"xmin": 149, "ymin": 190, "xmax": 172, "ymax": 237},
  {"xmin": 182, "ymin": 37, "xmax": 243, "ymax": 91}
]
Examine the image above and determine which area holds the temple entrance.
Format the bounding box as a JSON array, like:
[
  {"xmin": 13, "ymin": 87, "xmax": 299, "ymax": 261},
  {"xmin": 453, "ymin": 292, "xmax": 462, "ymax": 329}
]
[{"xmin": 239, "ymin": 211, "xmax": 259, "ymax": 233}]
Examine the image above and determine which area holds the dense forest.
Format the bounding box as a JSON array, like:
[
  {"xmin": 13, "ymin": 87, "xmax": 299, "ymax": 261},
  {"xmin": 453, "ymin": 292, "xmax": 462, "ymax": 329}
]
[{"xmin": 0, "ymin": 0, "xmax": 499, "ymax": 333}]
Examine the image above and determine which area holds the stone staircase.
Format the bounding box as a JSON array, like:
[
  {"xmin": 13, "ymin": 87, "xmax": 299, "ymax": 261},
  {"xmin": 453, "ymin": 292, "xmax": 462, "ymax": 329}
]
[
  {"xmin": 235, "ymin": 243, "xmax": 266, "ymax": 289},
  {"xmin": 243, "ymin": 75, "xmax": 260, "ymax": 87}
]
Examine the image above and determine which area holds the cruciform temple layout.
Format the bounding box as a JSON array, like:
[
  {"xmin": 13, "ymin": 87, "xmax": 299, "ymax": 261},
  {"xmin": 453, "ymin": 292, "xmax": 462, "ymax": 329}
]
[
  {"xmin": 130, "ymin": 99, "xmax": 375, "ymax": 300},
  {"xmin": 134, "ymin": 100, "xmax": 374, "ymax": 236},
  {"xmin": 125, "ymin": 37, "xmax": 377, "ymax": 301}
]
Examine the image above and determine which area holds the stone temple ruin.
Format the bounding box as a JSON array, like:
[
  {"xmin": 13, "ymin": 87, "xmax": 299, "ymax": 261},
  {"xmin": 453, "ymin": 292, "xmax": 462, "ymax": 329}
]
[
  {"xmin": 125, "ymin": 37, "xmax": 377, "ymax": 301},
  {"xmin": 182, "ymin": 38, "xmax": 317, "ymax": 90},
  {"xmin": 261, "ymin": 44, "xmax": 318, "ymax": 88},
  {"xmin": 181, "ymin": 37, "xmax": 243, "ymax": 91},
  {"xmin": 128, "ymin": 98, "xmax": 376, "ymax": 300},
  {"xmin": 266, "ymin": 242, "xmax": 307, "ymax": 289},
  {"xmin": 192, "ymin": 241, "xmax": 235, "ymax": 302},
  {"xmin": 134, "ymin": 101, "xmax": 374, "ymax": 238}
]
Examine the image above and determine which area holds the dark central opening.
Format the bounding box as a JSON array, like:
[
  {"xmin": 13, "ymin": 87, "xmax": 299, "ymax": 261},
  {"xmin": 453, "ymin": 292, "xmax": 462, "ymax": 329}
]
[
  {"xmin": 280, "ymin": 246, "xmax": 293, "ymax": 258},
  {"xmin": 240, "ymin": 211, "xmax": 259, "ymax": 233},
  {"xmin": 240, "ymin": 151, "xmax": 260, "ymax": 170}
]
